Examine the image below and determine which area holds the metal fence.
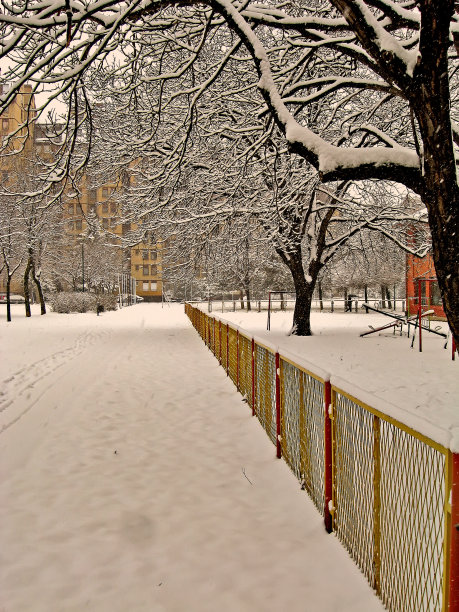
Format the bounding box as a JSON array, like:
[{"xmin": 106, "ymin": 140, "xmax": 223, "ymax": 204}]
[
  {"xmin": 185, "ymin": 303, "xmax": 458, "ymax": 612},
  {"xmin": 192, "ymin": 297, "xmax": 407, "ymax": 314}
]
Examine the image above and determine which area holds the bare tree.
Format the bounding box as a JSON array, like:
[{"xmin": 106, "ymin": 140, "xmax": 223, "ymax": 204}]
[{"xmin": 1, "ymin": 1, "xmax": 457, "ymax": 341}]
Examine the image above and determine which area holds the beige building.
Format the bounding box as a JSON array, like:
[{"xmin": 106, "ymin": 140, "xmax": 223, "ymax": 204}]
[{"xmin": 1, "ymin": 84, "xmax": 164, "ymax": 301}]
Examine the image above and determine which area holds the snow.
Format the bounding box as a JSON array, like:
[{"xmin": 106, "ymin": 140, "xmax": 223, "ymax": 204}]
[
  {"xmin": 0, "ymin": 303, "xmax": 383, "ymax": 612},
  {"xmin": 215, "ymin": 308, "xmax": 459, "ymax": 451}
]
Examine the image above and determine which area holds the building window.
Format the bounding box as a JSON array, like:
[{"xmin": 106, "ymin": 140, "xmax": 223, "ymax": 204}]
[
  {"xmin": 2, "ymin": 119, "xmax": 8, "ymax": 130},
  {"xmin": 102, "ymin": 218, "xmax": 109, "ymax": 229},
  {"xmin": 102, "ymin": 202, "xmax": 109, "ymax": 214},
  {"xmin": 75, "ymin": 220, "xmax": 83, "ymax": 231},
  {"xmin": 151, "ymin": 282, "xmax": 157, "ymax": 291},
  {"xmin": 102, "ymin": 187, "xmax": 109, "ymax": 198},
  {"xmin": 142, "ymin": 249, "xmax": 149, "ymax": 260},
  {"xmin": 110, "ymin": 202, "xmax": 117, "ymax": 213},
  {"xmin": 68, "ymin": 203, "xmax": 74, "ymax": 214},
  {"xmin": 151, "ymin": 251, "xmax": 157, "ymax": 261},
  {"xmin": 135, "ymin": 249, "xmax": 140, "ymax": 256},
  {"xmin": 135, "ymin": 265, "xmax": 140, "ymax": 271},
  {"xmin": 143, "ymin": 265, "xmax": 149, "ymax": 276},
  {"xmin": 151, "ymin": 264, "xmax": 157, "ymax": 275},
  {"xmin": 143, "ymin": 282, "xmax": 149, "ymax": 291}
]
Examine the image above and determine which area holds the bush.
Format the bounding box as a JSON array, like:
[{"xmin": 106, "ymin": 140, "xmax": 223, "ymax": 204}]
[{"xmin": 50, "ymin": 292, "xmax": 117, "ymax": 314}]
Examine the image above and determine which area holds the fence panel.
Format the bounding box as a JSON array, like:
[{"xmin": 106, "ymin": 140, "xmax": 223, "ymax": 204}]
[
  {"xmin": 332, "ymin": 388, "xmax": 449, "ymax": 612},
  {"xmin": 239, "ymin": 333, "xmax": 252, "ymax": 405},
  {"xmin": 228, "ymin": 327, "xmax": 238, "ymax": 386},
  {"xmin": 221, "ymin": 324, "xmax": 228, "ymax": 371},
  {"xmin": 332, "ymin": 391, "xmax": 376, "ymax": 586},
  {"xmin": 379, "ymin": 420, "xmax": 446, "ymax": 612},
  {"xmin": 255, "ymin": 344, "xmax": 276, "ymax": 444}
]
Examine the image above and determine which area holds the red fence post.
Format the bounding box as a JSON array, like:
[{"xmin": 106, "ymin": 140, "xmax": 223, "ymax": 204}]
[
  {"xmin": 236, "ymin": 330, "xmax": 240, "ymax": 390},
  {"xmin": 226, "ymin": 323, "xmax": 229, "ymax": 376},
  {"xmin": 324, "ymin": 380, "xmax": 333, "ymax": 534},
  {"xmin": 449, "ymin": 452, "xmax": 459, "ymax": 611},
  {"xmin": 251, "ymin": 338, "xmax": 255, "ymax": 416},
  {"xmin": 275, "ymin": 351, "xmax": 281, "ymax": 459}
]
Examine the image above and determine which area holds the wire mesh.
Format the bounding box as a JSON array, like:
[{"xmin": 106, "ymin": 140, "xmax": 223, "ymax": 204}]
[
  {"xmin": 210, "ymin": 317, "xmax": 216, "ymax": 355},
  {"xmin": 238, "ymin": 334, "xmax": 252, "ymax": 405},
  {"xmin": 280, "ymin": 360, "xmax": 325, "ymax": 514},
  {"xmin": 333, "ymin": 392, "xmax": 375, "ymax": 586},
  {"xmin": 215, "ymin": 320, "xmax": 221, "ymax": 363},
  {"xmin": 228, "ymin": 327, "xmax": 238, "ymax": 386},
  {"xmin": 379, "ymin": 421, "xmax": 446, "ymax": 612},
  {"xmin": 185, "ymin": 306, "xmax": 451, "ymax": 612},
  {"xmin": 221, "ymin": 324, "xmax": 228, "ymax": 371},
  {"xmin": 255, "ymin": 344, "xmax": 276, "ymax": 444}
]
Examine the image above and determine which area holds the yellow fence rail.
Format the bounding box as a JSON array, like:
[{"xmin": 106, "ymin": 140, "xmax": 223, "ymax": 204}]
[{"xmin": 185, "ymin": 303, "xmax": 458, "ymax": 612}]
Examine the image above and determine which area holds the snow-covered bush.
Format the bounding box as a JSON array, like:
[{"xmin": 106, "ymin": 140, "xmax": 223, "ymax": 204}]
[{"xmin": 50, "ymin": 292, "xmax": 117, "ymax": 313}]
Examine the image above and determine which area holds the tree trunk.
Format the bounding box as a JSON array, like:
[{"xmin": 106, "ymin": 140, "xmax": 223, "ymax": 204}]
[
  {"xmin": 31, "ymin": 260, "xmax": 46, "ymax": 315},
  {"xmin": 411, "ymin": 1, "xmax": 459, "ymax": 346},
  {"xmin": 285, "ymin": 252, "xmax": 316, "ymax": 336},
  {"xmin": 6, "ymin": 274, "xmax": 12, "ymax": 322},
  {"xmin": 380, "ymin": 285, "xmax": 386, "ymax": 309},
  {"xmin": 245, "ymin": 286, "xmax": 251, "ymax": 311},
  {"xmin": 23, "ymin": 255, "xmax": 32, "ymax": 318},
  {"xmin": 239, "ymin": 289, "xmax": 244, "ymax": 310},
  {"xmin": 364, "ymin": 285, "xmax": 369, "ymax": 313},
  {"xmin": 318, "ymin": 281, "xmax": 323, "ymax": 312},
  {"xmin": 385, "ymin": 287, "xmax": 392, "ymax": 310}
]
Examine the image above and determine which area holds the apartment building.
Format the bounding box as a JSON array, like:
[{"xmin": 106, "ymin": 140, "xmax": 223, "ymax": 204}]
[{"xmin": 1, "ymin": 84, "xmax": 164, "ymax": 301}]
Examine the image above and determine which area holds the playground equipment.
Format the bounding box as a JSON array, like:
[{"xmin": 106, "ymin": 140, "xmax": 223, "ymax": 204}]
[{"xmin": 359, "ymin": 303, "xmax": 456, "ymax": 358}]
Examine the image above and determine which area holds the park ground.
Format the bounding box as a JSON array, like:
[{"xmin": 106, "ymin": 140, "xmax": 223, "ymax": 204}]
[{"xmin": 0, "ymin": 302, "xmax": 457, "ymax": 611}]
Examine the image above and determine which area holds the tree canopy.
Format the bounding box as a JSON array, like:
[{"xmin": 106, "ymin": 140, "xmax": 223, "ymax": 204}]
[{"xmin": 1, "ymin": 0, "xmax": 458, "ymax": 341}]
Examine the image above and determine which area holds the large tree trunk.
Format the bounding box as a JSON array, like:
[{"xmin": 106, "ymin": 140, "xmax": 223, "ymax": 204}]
[
  {"xmin": 284, "ymin": 251, "xmax": 316, "ymax": 336},
  {"xmin": 412, "ymin": 1, "xmax": 459, "ymax": 346}
]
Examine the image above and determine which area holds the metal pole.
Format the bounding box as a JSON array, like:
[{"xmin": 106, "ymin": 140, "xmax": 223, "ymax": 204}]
[
  {"xmin": 251, "ymin": 337, "xmax": 255, "ymax": 416},
  {"xmin": 324, "ymin": 381, "xmax": 333, "ymax": 533},
  {"xmin": 275, "ymin": 351, "xmax": 281, "ymax": 459},
  {"xmin": 448, "ymin": 452, "xmax": 459, "ymax": 611}
]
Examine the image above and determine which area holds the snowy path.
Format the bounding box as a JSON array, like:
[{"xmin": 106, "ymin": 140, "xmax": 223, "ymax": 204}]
[{"xmin": 0, "ymin": 304, "xmax": 382, "ymax": 612}]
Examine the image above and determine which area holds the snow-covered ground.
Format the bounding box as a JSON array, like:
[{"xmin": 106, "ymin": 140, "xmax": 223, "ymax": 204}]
[
  {"xmin": 213, "ymin": 307, "xmax": 459, "ymax": 451},
  {"xmin": 0, "ymin": 303, "xmax": 383, "ymax": 612}
]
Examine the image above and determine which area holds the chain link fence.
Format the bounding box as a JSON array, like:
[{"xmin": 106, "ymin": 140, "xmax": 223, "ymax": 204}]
[{"xmin": 185, "ymin": 303, "xmax": 457, "ymax": 612}]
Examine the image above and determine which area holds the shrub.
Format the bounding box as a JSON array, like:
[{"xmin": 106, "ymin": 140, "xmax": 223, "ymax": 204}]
[{"xmin": 50, "ymin": 292, "xmax": 117, "ymax": 313}]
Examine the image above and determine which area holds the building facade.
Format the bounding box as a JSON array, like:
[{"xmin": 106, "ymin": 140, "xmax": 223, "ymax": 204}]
[{"xmin": 1, "ymin": 85, "xmax": 164, "ymax": 300}]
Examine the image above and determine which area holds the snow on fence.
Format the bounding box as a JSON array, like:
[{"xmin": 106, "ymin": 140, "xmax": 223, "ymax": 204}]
[{"xmin": 185, "ymin": 303, "xmax": 459, "ymax": 612}]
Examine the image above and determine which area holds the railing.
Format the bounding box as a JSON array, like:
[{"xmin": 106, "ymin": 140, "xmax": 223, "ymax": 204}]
[
  {"xmin": 185, "ymin": 303, "xmax": 458, "ymax": 612},
  {"xmin": 190, "ymin": 297, "xmax": 407, "ymax": 314}
]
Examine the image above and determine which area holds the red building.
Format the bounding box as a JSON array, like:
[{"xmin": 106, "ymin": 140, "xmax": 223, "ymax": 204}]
[{"xmin": 405, "ymin": 252, "xmax": 445, "ymax": 319}]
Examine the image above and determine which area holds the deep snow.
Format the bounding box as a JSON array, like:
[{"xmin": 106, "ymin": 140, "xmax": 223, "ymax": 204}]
[{"xmin": 0, "ymin": 303, "xmax": 383, "ymax": 612}]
